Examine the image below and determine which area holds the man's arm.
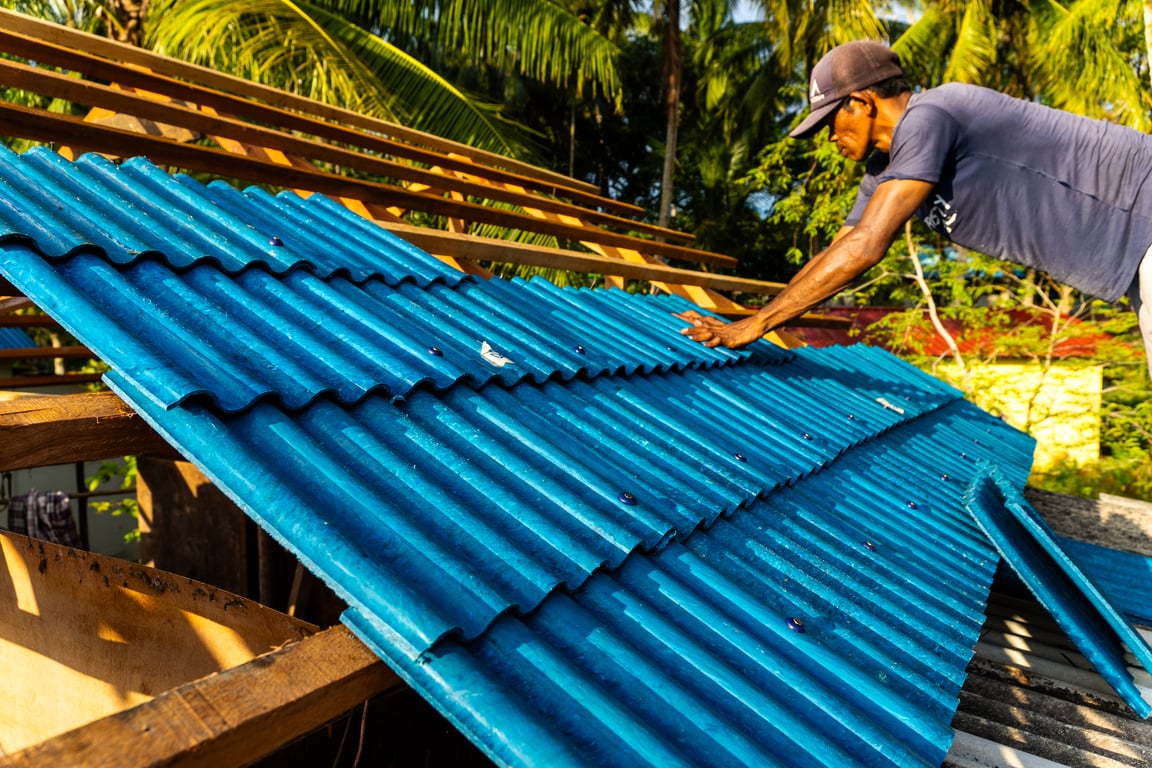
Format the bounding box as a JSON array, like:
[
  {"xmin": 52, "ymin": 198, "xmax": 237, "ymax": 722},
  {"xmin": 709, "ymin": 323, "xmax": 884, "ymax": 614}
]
[{"xmin": 679, "ymin": 178, "xmax": 935, "ymax": 348}]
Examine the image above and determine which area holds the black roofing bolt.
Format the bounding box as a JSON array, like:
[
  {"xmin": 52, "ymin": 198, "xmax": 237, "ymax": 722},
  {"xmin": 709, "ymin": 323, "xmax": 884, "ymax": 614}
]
[
  {"xmin": 618, "ymin": 491, "xmax": 637, "ymax": 506},
  {"xmin": 906, "ymin": 501, "xmax": 919, "ymax": 510},
  {"xmin": 864, "ymin": 540, "xmax": 877, "ymax": 552},
  {"xmin": 802, "ymin": 432, "xmax": 813, "ymax": 441},
  {"xmin": 427, "ymin": 346, "xmax": 443, "ymax": 357},
  {"xmin": 847, "ymin": 414, "xmax": 856, "ymax": 421},
  {"xmin": 941, "ymin": 473, "xmax": 951, "ymax": 482},
  {"xmin": 733, "ymin": 452, "xmax": 747, "ymax": 462},
  {"xmin": 268, "ymin": 236, "xmax": 284, "ymax": 246},
  {"xmin": 786, "ymin": 617, "xmax": 805, "ymax": 633},
  {"xmin": 575, "ymin": 345, "xmax": 586, "ymax": 355}
]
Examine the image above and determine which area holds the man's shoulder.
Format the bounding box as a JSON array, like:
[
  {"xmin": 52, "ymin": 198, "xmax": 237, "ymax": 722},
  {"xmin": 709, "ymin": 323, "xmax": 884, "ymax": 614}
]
[{"xmin": 908, "ymin": 82, "xmax": 1010, "ymax": 116}]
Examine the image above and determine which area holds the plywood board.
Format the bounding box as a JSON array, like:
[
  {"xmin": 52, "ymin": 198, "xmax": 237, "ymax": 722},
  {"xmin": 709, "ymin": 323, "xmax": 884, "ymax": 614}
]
[{"xmin": 0, "ymin": 531, "xmax": 314, "ymax": 754}]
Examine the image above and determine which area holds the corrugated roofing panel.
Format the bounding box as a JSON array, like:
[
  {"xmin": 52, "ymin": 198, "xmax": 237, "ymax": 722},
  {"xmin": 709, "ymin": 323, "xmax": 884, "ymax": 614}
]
[
  {"xmin": 350, "ymin": 400, "xmax": 1025, "ymax": 768},
  {"xmin": 1059, "ymin": 537, "xmax": 1152, "ymax": 625},
  {"xmin": 0, "ymin": 146, "xmax": 464, "ymax": 284},
  {"xmin": 0, "ymin": 327, "xmax": 33, "ymax": 349},
  {"xmin": 0, "ymin": 238, "xmax": 780, "ymax": 413},
  {"xmin": 108, "ymin": 339, "xmax": 969, "ymax": 654},
  {"xmin": 965, "ymin": 465, "xmax": 1152, "ymax": 718},
  {"xmin": 6, "ymin": 147, "xmax": 1147, "ymax": 766}
]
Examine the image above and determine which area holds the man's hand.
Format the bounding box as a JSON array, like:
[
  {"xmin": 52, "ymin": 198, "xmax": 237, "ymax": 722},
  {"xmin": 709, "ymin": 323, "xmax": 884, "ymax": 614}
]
[{"xmin": 675, "ymin": 310, "xmax": 770, "ymax": 349}]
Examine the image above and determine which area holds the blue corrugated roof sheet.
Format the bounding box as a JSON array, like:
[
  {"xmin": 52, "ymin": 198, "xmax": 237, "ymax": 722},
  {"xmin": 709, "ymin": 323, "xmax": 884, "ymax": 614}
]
[
  {"xmin": 0, "ymin": 326, "xmax": 33, "ymax": 349},
  {"xmin": 2, "ymin": 146, "xmax": 1150, "ymax": 766}
]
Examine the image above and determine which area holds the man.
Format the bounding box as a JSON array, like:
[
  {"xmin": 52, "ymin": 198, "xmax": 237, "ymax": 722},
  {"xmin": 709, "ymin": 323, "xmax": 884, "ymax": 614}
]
[{"xmin": 679, "ymin": 40, "xmax": 1152, "ymax": 374}]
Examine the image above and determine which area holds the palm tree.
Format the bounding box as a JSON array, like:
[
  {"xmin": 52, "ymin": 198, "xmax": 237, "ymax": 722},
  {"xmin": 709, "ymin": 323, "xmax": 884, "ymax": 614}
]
[{"xmin": 893, "ymin": 0, "xmax": 1152, "ymax": 129}]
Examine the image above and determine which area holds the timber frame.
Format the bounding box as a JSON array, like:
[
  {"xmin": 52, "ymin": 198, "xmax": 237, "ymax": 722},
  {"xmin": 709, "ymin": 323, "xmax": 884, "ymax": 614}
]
[
  {"xmin": 0, "ymin": 8, "xmax": 848, "ymax": 323},
  {"xmin": 0, "ymin": 392, "xmax": 404, "ymax": 767},
  {"xmin": 0, "ymin": 10, "xmax": 836, "ymax": 763},
  {"xmin": 0, "ymin": 8, "xmax": 848, "ymax": 389}
]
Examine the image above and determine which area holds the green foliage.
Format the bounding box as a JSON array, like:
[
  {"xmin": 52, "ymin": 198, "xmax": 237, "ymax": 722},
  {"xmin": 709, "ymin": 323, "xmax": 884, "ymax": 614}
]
[
  {"xmin": 747, "ymin": 131, "xmax": 860, "ymax": 265},
  {"xmin": 86, "ymin": 456, "xmax": 141, "ymax": 543},
  {"xmin": 1030, "ymin": 458, "xmax": 1152, "ymax": 503}
]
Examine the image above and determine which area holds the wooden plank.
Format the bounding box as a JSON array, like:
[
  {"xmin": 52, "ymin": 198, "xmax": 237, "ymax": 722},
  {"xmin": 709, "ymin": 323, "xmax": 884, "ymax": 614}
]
[
  {"xmin": 0, "ymin": 623, "xmax": 399, "ymax": 768},
  {"xmin": 0, "ymin": 59, "xmax": 685, "ymax": 243},
  {"xmin": 385, "ymin": 223, "xmax": 778, "ymax": 294},
  {"xmin": 0, "ymin": 17, "xmax": 619, "ymax": 206},
  {"xmin": 137, "ymin": 457, "xmax": 252, "ymax": 598},
  {"xmin": 0, "ymin": 345, "xmax": 92, "ymax": 360},
  {"xmin": 0, "ymin": 297, "xmax": 32, "ymax": 313},
  {"xmin": 0, "ymin": 102, "xmax": 734, "ymax": 269},
  {"xmin": 0, "ymin": 315, "xmax": 62, "ymax": 328},
  {"xmin": 0, "ymin": 391, "xmax": 179, "ymax": 470},
  {"xmin": 0, "ymin": 373, "xmax": 103, "ymax": 388},
  {"xmin": 0, "ymin": 531, "xmax": 319, "ymax": 757}
]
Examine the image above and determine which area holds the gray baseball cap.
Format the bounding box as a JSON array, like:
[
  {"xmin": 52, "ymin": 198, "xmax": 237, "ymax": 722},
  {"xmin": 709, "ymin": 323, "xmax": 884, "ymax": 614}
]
[{"xmin": 790, "ymin": 41, "xmax": 903, "ymax": 139}]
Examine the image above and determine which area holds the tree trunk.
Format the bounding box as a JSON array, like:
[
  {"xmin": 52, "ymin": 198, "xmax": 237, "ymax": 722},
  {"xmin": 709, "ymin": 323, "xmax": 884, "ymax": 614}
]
[
  {"xmin": 1145, "ymin": 0, "xmax": 1152, "ymax": 93},
  {"xmin": 658, "ymin": 2, "xmax": 681, "ymax": 231},
  {"xmin": 105, "ymin": 0, "xmax": 151, "ymax": 46}
]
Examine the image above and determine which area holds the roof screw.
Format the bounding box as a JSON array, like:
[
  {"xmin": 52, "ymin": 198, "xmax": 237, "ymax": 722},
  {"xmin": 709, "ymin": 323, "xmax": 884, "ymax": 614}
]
[
  {"xmin": 428, "ymin": 346, "xmax": 443, "ymax": 357},
  {"xmin": 906, "ymin": 501, "xmax": 919, "ymax": 510},
  {"xmin": 802, "ymin": 432, "xmax": 813, "ymax": 441},
  {"xmin": 575, "ymin": 345, "xmax": 586, "ymax": 355},
  {"xmin": 864, "ymin": 540, "xmax": 877, "ymax": 552},
  {"xmin": 733, "ymin": 452, "xmax": 747, "ymax": 462},
  {"xmin": 847, "ymin": 414, "xmax": 856, "ymax": 421},
  {"xmin": 268, "ymin": 236, "xmax": 284, "ymax": 246},
  {"xmin": 618, "ymin": 491, "xmax": 637, "ymax": 506},
  {"xmin": 666, "ymin": 345, "xmax": 675, "ymax": 351},
  {"xmin": 786, "ymin": 617, "xmax": 805, "ymax": 633},
  {"xmin": 940, "ymin": 473, "xmax": 951, "ymax": 482}
]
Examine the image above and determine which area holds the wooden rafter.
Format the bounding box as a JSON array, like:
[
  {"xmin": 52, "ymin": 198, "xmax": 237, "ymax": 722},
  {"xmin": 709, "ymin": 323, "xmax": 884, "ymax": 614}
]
[{"xmin": 0, "ymin": 391, "xmax": 179, "ymax": 470}]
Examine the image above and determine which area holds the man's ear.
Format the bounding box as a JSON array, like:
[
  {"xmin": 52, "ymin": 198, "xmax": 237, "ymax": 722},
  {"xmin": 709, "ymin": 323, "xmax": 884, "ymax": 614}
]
[{"xmin": 848, "ymin": 90, "xmax": 878, "ymax": 116}]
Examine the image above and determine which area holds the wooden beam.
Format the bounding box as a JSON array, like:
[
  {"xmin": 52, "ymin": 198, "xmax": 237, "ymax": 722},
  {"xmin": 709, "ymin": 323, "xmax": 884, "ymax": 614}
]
[
  {"xmin": 0, "ymin": 315, "xmax": 63, "ymax": 328},
  {"xmin": 0, "ymin": 391, "xmax": 179, "ymax": 470},
  {"xmin": 0, "ymin": 102, "xmax": 734, "ymax": 269},
  {"xmin": 0, "ymin": 345, "xmax": 92, "ymax": 360},
  {"xmin": 387, "ymin": 223, "xmax": 777, "ymax": 294},
  {"xmin": 0, "ymin": 16, "xmax": 622, "ymax": 208},
  {"xmin": 0, "ymin": 297, "xmax": 32, "ymax": 313},
  {"xmin": 0, "ymin": 58, "xmax": 684, "ymax": 243},
  {"xmin": 0, "ymin": 623, "xmax": 400, "ymax": 768},
  {"xmin": 0, "ymin": 373, "xmax": 103, "ymax": 389}
]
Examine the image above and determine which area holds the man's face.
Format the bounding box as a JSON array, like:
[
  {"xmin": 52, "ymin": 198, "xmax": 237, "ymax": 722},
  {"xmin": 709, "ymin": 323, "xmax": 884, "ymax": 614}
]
[{"xmin": 828, "ymin": 95, "xmax": 874, "ymax": 162}]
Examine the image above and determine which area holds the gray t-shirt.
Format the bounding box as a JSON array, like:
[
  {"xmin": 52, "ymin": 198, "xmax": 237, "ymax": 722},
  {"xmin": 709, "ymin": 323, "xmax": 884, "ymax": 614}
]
[{"xmin": 846, "ymin": 83, "xmax": 1152, "ymax": 302}]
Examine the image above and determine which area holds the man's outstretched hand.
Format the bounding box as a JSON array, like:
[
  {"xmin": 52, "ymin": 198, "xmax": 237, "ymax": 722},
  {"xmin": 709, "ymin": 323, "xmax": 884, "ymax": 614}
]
[{"xmin": 675, "ymin": 310, "xmax": 771, "ymax": 349}]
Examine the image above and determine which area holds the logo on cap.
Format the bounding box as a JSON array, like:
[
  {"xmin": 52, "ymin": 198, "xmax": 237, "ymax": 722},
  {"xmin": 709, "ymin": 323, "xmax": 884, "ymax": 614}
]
[{"xmin": 810, "ymin": 79, "xmax": 825, "ymax": 104}]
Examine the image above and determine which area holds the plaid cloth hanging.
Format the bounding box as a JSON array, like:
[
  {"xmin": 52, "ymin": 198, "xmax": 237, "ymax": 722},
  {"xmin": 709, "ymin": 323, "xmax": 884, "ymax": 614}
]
[{"xmin": 6, "ymin": 489, "xmax": 80, "ymax": 547}]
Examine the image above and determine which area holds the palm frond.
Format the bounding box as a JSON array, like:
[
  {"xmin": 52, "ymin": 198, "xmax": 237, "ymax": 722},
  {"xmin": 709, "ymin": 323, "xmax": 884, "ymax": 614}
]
[
  {"xmin": 438, "ymin": 0, "xmax": 623, "ymax": 102},
  {"xmin": 145, "ymin": 0, "xmax": 524, "ymax": 154},
  {"xmin": 1027, "ymin": 0, "xmax": 1151, "ymax": 128}
]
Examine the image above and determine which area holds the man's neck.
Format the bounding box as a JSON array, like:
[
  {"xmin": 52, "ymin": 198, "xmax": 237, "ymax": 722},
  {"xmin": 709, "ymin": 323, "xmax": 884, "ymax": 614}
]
[{"xmin": 872, "ymin": 92, "xmax": 912, "ymax": 153}]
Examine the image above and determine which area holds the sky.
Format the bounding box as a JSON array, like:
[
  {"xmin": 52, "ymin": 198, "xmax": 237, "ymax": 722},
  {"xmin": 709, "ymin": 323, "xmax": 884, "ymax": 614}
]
[{"xmin": 733, "ymin": 0, "xmax": 760, "ymax": 23}]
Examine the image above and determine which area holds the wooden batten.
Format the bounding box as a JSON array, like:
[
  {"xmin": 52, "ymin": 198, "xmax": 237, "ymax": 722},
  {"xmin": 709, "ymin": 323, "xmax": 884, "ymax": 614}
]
[
  {"xmin": 0, "ymin": 9, "xmax": 598, "ymax": 201},
  {"xmin": 385, "ymin": 223, "xmax": 780, "ymax": 296},
  {"xmin": 0, "ymin": 100, "xmax": 733, "ymax": 270}
]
